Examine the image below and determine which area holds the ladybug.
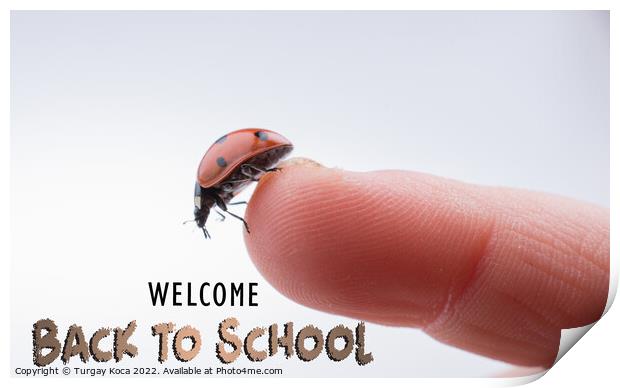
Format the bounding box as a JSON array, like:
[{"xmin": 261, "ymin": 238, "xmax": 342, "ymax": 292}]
[{"xmin": 192, "ymin": 128, "xmax": 293, "ymax": 239}]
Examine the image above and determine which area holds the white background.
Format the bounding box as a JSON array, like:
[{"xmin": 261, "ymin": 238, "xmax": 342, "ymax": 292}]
[{"xmin": 10, "ymin": 10, "xmax": 609, "ymax": 378}]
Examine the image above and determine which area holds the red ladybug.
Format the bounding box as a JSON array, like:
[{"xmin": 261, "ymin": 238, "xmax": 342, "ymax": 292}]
[{"xmin": 192, "ymin": 128, "xmax": 293, "ymax": 238}]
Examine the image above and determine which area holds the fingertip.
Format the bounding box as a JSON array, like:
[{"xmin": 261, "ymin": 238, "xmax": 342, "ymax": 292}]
[{"xmin": 244, "ymin": 160, "xmax": 488, "ymax": 327}]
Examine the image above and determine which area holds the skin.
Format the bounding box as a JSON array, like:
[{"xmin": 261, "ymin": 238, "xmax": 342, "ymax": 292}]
[{"xmin": 243, "ymin": 158, "xmax": 610, "ymax": 370}]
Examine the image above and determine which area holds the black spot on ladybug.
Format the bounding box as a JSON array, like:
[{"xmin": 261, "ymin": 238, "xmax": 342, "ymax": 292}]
[
  {"xmin": 255, "ymin": 131, "xmax": 269, "ymax": 141},
  {"xmin": 216, "ymin": 157, "xmax": 227, "ymax": 168},
  {"xmin": 214, "ymin": 134, "xmax": 227, "ymax": 144}
]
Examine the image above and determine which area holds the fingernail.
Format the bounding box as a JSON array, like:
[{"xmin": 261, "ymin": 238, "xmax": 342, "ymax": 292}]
[{"xmin": 279, "ymin": 157, "xmax": 324, "ymax": 168}]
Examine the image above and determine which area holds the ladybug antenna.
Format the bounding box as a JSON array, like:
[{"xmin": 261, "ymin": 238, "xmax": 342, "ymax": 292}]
[{"xmin": 202, "ymin": 227, "xmax": 211, "ymax": 239}]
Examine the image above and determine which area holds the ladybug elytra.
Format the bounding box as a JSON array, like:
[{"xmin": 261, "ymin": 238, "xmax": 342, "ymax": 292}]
[{"xmin": 192, "ymin": 128, "xmax": 293, "ymax": 238}]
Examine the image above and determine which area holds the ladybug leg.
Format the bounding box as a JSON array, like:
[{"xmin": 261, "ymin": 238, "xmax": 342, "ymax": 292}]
[
  {"xmin": 228, "ymin": 201, "xmax": 247, "ymax": 206},
  {"xmin": 242, "ymin": 163, "xmax": 282, "ymax": 174},
  {"xmin": 201, "ymin": 227, "xmax": 211, "ymax": 239},
  {"xmin": 239, "ymin": 166, "xmax": 260, "ymax": 182},
  {"xmin": 239, "ymin": 164, "xmax": 264, "ymax": 181},
  {"xmin": 215, "ymin": 210, "xmax": 226, "ymax": 222},
  {"xmin": 223, "ymin": 209, "xmax": 250, "ymax": 234},
  {"xmin": 220, "ymin": 179, "xmax": 252, "ymax": 192},
  {"xmin": 212, "ymin": 193, "xmax": 228, "ymax": 211},
  {"xmin": 213, "ymin": 195, "xmax": 250, "ymax": 232},
  {"xmin": 240, "ymin": 164, "xmax": 256, "ymax": 175}
]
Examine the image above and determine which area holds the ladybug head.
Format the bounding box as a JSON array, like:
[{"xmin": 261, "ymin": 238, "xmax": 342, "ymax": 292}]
[
  {"xmin": 183, "ymin": 206, "xmax": 210, "ymax": 238},
  {"xmin": 194, "ymin": 206, "xmax": 209, "ymax": 228},
  {"xmin": 194, "ymin": 206, "xmax": 211, "ymax": 239},
  {"xmin": 193, "ymin": 182, "xmax": 213, "ymax": 239}
]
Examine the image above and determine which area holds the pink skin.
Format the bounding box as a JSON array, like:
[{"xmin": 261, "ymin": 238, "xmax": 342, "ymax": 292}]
[{"xmin": 243, "ymin": 158, "xmax": 609, "ymax": 369}]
